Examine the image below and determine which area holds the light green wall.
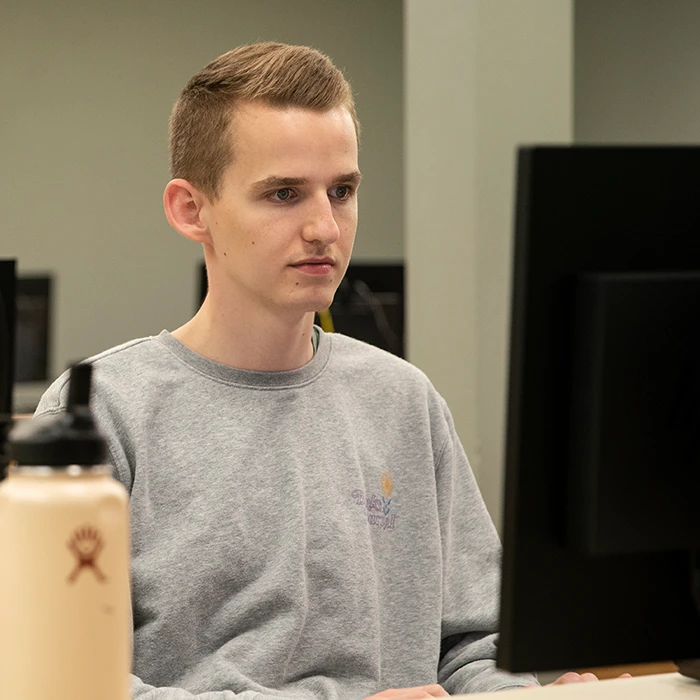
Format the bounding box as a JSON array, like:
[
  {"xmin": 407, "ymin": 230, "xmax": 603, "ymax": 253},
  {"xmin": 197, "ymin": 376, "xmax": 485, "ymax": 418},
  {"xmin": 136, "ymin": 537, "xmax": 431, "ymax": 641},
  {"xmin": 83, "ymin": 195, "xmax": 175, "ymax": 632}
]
[
  {"xmin": 1, "ymin": 0, "xmax": 403, "ymax": 390},
  {"xmin": 405, "ymin": 0, "xmax": 573, "ymax": 524},
  {"xmin": 575, "ymin": 0, "xmax": 700, "ymax": 143}
]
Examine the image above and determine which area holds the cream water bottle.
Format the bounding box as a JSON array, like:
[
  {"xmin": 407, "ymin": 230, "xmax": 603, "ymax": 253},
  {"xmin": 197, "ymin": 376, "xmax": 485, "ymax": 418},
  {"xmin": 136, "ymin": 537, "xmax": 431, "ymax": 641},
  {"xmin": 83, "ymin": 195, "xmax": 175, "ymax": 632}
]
[{"xmin": 0, "ymin": 363, "xmax": 131, "ymax": 700}]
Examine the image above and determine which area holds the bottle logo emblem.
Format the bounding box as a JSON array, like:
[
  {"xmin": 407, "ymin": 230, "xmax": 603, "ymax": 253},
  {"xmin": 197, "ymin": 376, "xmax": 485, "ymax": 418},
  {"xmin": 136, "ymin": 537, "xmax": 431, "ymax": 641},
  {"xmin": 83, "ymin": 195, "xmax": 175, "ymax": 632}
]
[{"xmin": 67, "ymin": 525, "xmax": 107, "ymax": 584}]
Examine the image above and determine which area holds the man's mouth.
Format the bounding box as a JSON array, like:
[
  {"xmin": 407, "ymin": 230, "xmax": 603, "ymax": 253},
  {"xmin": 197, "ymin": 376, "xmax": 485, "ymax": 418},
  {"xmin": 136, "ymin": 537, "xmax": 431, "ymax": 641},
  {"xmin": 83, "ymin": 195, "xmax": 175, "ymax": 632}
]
[{"xmin": 290, "ymin": 258, "xmax": 335, "ymax": 275}]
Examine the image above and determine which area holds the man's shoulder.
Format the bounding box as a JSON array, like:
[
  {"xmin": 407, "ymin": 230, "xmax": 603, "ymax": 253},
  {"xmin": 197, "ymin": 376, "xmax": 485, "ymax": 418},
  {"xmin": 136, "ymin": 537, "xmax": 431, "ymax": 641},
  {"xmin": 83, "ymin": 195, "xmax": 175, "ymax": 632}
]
[
  {"xmin": 325, "ymin": 332, "xmax": 454, "ymax": 447},
  {"xmin": 328, "ymin": 332, "xmax": 422, "ymax": 374},
  {"xmin": 326, "ymin": 332, "xmax": 441, "ymax": 398},
  {"xmin": 35, "ymin": 334, "xmax": 168, "ymax": 415}
]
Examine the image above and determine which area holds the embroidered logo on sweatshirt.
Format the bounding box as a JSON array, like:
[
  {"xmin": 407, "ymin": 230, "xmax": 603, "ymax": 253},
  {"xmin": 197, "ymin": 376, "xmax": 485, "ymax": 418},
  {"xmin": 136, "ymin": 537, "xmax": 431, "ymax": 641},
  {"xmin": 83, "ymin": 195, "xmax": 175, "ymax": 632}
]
[{"xmin": 351, "ymin": 471, "xmax": 397, "ymax": 531}]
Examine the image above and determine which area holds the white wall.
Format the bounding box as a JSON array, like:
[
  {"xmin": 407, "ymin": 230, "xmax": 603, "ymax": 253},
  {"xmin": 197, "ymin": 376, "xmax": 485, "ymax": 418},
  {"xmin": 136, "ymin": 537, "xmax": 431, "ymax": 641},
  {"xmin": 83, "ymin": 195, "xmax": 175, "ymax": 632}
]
[
  {"xmin": 405, "ymin": 0, "xmax": 573, "ymax": 526},
  {"xmin": 575, "ymin": 0, "xmax": 700, "ymax": 143},
  {"xmin": 404, "ymin": 0, "xmax": 481, "ymax": 471},
  {"xmin": 0, "ymin": 0, "xmax": 403, "ymax": 394}
]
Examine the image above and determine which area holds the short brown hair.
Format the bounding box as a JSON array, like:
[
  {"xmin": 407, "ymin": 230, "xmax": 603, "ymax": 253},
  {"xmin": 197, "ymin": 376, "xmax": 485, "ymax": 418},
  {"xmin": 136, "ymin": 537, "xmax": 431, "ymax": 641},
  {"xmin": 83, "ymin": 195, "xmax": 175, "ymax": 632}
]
[{"xmin": 169, "ymin": 42, "xmax": 359, "ymax": 200}]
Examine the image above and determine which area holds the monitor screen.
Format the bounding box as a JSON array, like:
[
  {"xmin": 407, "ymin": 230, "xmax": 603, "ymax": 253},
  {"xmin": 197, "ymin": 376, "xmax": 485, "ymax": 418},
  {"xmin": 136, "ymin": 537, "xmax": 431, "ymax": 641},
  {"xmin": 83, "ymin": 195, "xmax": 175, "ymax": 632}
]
[
  {"xmin": 0, "ymin": 260, "xmax": 16, "ymax": 415},
  {"xmin": 322, "ymin": 264, "xmax": 404, "ymax": 358},
  {"xmin": 15, "ymin": 276, "xmax": 51, "ymax": 384},
  {"xmin": 198, "ymin": 261, "xmax": 404, "ymax": 357},
  {"xmin": 497, "ymin": 146, "xmax": 700, "ymax": 673}
]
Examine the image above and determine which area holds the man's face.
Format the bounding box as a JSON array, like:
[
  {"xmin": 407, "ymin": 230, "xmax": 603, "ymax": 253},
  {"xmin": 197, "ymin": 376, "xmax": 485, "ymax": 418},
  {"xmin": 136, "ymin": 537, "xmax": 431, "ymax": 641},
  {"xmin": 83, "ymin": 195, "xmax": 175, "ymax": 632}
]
[{"xmin": 200, "ymin": 102, "xmax": 360, "ymax": 319}]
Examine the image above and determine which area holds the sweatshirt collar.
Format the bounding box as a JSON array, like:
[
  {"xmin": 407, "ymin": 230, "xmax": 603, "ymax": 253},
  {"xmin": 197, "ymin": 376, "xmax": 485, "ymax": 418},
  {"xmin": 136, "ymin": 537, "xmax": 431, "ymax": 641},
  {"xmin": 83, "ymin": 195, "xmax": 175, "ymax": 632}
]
[{"xmin": 155, "ymin": 326, "xmax": 331, "ymax": 389}]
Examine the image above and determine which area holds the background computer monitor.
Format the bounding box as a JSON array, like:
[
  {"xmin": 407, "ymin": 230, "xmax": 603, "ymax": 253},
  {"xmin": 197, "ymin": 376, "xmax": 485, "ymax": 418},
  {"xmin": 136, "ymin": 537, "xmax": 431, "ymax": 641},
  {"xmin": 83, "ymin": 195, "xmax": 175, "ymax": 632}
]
[
  {"xmin": 14, "ymin": 276, "xmax": 51, "ymax": 384},
  {"xmin": 198, "ymin": 261, "xmax": 404, "ymax": 358},
  {"xmin": 498, "ymin": 146, "xmax": 700, "ymax": 673},
  {"xmin": 0, "ymin": 260, "xmax": 16, "ymax": 479},
  {"xmin": 0, "ymin": 260, "xmax": 16, "ymax": 416},
  {"xmin": 321, "ymin": 264, "xmax": 404, "ymax": 358}
]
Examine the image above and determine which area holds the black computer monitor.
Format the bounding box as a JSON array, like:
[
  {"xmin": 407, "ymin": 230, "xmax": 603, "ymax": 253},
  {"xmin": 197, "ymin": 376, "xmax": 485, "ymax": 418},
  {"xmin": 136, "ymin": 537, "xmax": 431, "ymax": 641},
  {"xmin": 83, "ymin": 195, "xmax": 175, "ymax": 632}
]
[
  {"xmin": 198, "ymin": 261, "xmax": 405, "ymax": 357},
  {"xmin": 497, "ymin": 147, "xmax": 700, "ymax": 674},
  {"xmin": 322, "ymin": 264, "xmax": 404, "ymax": 358},
  {"xmin": 0, "ymin": 259, "xmax": 16, "ymax": 479},
  {"xmin": 0, "ymin": 259, "xmax": 16, "ymax": 415},
  {"xmin": 15, "ymin": 276, "xmax": 52, "ymax": 383}
]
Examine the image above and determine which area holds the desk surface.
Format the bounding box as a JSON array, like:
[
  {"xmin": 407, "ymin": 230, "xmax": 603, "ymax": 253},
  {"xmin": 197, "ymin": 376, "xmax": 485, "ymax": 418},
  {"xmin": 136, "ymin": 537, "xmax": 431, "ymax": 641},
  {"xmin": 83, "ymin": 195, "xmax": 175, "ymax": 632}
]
[{"xmin": 460, "ymin": 674, "xmax": 699, "ymax": 698}]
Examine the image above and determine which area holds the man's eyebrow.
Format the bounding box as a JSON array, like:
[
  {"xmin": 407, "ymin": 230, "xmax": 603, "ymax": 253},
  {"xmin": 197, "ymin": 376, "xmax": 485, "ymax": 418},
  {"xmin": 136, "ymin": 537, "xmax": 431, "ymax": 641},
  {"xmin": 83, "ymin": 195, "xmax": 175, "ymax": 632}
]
[
  {"xmin": 251, "ymin": 176, "xmax": 309, "ymax": 192},
  {"xmin": 337, "ymin": 171, "xmax": 363, "ymax": 185},
  {"xmin": 251, "ymin": 171, "xmax": 362, "ymax": 192}
]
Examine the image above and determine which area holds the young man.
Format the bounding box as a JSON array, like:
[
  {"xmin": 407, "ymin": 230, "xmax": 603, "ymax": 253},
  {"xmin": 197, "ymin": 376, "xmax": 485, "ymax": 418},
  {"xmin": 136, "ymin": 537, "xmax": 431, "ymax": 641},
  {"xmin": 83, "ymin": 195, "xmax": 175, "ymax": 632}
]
[{"xmin": 36, "ymin": 43, "xmax": 600, "ymax": 698}]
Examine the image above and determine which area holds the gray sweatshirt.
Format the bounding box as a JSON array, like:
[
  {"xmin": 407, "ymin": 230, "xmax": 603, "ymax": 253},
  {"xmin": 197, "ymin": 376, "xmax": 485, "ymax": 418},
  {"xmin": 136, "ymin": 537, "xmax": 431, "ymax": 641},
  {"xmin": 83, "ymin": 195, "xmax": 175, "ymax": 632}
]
[{"xmin": 36, "ymin": 329, "xmax": 536, "ymax": 698}]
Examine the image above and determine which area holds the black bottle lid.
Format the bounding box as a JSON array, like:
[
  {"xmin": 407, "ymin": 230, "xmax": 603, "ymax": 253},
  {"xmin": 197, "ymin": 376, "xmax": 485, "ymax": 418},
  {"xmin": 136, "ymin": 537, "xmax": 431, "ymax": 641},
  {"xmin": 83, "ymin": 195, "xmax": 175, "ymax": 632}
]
[{"xmin": 8, "ymin": 363, "xmax": 106, "ymax": 467}]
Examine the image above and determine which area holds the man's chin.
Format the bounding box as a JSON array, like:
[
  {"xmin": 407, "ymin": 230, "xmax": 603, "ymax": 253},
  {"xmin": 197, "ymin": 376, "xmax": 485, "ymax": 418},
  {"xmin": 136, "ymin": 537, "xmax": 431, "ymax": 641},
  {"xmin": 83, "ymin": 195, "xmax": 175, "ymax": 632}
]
[
  {"xmin": 301, "ymin": 295, "xmax": 337, "ymax": 315},
  {"xmin": 285, "ymin": 288, "xmax": 338, "ymax": 316},
  {"xmin": 312, "ymin": 300, "xmax": 335, "ymax": 312},
  {"xmin": 282, "ymin": 300, "xmax": 334, "ymax": 319}
]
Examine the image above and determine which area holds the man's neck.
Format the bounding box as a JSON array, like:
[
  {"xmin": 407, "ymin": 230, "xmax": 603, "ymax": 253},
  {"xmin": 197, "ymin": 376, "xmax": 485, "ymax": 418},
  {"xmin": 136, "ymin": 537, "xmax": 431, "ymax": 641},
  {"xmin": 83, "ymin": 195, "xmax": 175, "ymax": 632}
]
[{"xmin": 171, "ymin": 296, "xmax": 316, "ymax": 372}]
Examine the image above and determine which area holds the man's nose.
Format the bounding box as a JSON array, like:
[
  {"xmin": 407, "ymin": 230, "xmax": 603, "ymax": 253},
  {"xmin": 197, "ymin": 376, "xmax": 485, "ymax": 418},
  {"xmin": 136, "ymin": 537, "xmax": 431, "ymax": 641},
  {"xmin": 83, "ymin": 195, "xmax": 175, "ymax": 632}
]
[{"xmin": 301, "ymin": 195, "xmax": 340, "ymax": 244}]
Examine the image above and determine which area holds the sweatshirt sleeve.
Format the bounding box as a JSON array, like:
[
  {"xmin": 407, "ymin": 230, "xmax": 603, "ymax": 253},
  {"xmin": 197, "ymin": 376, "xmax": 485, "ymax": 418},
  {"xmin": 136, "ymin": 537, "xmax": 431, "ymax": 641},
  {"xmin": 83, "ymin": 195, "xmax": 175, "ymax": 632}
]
[
  {"xmin": 433, "ymin": 399, "xmax": 538, "ymax": 694},
  {"xmin": 130, "ymin": 675, "xmax": 242, "ymax": 699},
  {"xmin": 131, "ymin": 675, "xmax": 289, "ymax": 699}
]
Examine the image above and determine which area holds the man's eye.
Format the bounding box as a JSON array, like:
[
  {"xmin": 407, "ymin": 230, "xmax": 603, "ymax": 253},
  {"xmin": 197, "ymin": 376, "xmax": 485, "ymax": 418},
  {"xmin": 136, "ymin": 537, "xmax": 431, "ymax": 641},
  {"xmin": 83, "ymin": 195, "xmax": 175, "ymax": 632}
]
[
  {"xmin": 272, "ymin": 188, "xmax": 293, "ymax": 201},
  {"xmin": 333, "ymin": 186, "xmax": 352, "ymax": 200}
]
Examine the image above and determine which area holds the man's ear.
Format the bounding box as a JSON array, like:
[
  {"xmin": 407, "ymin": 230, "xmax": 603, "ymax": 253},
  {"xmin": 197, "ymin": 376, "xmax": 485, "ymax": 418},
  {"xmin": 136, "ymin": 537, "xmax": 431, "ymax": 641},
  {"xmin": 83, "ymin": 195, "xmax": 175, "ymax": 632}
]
[{"xmin": 163, "ymin": 179, "xmax": 212, "ymax": 244}]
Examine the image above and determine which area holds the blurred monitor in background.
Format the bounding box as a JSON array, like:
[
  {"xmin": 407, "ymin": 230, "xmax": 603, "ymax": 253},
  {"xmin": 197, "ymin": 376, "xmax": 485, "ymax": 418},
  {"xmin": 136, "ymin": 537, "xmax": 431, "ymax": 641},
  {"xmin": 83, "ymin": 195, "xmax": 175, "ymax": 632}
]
[
  {"xmin": 0, "ymin": 260, "xmax": 16, "ymax": 416},
  {"xmin": 321, "ymin": 264, "xmax": 404, "ymax": 358},
  {"xmin": 15, "ymin": 277, "xmax": 51, "ymax": 383},
  {"xmin": 12, "ymin": 275, "xmax": 52, "ymax": 414},
  {"xmin": 199, "ymin": 261, "xmax": 404, "ymax": 358}
]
